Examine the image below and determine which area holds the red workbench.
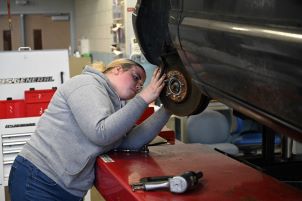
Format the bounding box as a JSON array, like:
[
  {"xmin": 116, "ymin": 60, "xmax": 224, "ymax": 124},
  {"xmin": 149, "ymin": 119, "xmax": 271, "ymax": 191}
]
[{"xmin": 95, "ymin": 143, "xmax": 302, "ymax": 201}]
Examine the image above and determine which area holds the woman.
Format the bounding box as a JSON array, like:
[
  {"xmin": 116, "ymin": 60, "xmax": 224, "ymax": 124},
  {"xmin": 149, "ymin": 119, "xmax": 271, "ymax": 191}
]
[{"xmin": 9, "ymin": 58, "xmax": 171, "ymax": 200}]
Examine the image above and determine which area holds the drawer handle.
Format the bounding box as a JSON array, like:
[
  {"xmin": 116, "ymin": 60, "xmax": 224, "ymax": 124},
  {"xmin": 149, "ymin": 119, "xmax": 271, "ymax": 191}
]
[
  {"xmin": 3, "ymin": 150, "xmax": 21, "ymax": 154},
  {"xmin": 3, "ymin": 161, "xmax": 14, "ymax": 165},
  {"xmin": 2, "ymin": 139, "xmax": 29, "ymax": 143},
  {"xmin": 3, "ymin": 142, "xmax": 26, "ymax": 146},
  {"xmin": 2, "ymin": 133, "xmax": 33, "ymax": 138}
]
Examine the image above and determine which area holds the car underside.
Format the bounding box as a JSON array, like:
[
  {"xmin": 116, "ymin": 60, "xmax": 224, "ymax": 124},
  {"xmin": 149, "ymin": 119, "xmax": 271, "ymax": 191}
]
[
  {"xmin": 133, "ymin": 0, "xmax": 302, "ymax": 189},
  {"xmin": 133, "ymin": 0, "xmax": 302, "ymax": 142}
]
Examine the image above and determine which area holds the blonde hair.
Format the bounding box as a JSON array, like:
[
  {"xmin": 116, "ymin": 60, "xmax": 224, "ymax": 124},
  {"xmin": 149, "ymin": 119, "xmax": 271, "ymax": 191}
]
[
  {"xmin": 91, "ymin": 61, "xmax": 105, "ymax": 72},
  {"xmin": 103, "ymin": 58, "xmax": 145, "ymax": 74}
]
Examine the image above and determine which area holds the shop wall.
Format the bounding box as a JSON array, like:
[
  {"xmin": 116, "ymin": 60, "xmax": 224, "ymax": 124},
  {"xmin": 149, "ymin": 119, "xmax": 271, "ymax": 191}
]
[
  {"xmin": 25, "ymin": 15, "xmax": 70, "ymax": 50},
  {"xmin": 0, "ymin": 15, "xmax": 21, "ymax": 50},
  {"xmin": 0, "ymin": 0, "xmax": 75, "ymax": 51},
  {"xmin": 0, "ymin": 0, "xmax": 116, "ymax": 64},
  {"xmin": 74, "ymin": 0, "xmax": 114, "ymax": 64}
]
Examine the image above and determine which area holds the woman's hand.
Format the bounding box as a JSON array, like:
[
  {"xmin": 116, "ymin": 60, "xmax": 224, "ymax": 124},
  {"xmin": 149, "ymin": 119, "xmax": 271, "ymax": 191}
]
[{"xmin": 139, "ymin": 67, "xmax": 166, "ymax": 104}]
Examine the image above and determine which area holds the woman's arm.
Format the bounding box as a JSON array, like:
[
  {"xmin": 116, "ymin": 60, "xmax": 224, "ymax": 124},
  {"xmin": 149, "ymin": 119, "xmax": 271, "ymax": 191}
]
[{"xmin": 117, "ymin": 106, "xmax": 172, "ymax": 150}]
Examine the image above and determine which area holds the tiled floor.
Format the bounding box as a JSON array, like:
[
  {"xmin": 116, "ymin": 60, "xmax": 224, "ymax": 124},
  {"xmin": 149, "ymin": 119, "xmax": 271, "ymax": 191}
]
[{"xmin": 91, "ymin": 186, "xmax": 106, "ymax": 201}]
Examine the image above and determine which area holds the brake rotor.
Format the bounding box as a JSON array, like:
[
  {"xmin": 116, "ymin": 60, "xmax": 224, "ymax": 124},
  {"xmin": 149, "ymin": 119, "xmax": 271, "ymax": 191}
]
[{"xmin": 160, "ymin": 65, "xmax": 210, "ymax": 116}]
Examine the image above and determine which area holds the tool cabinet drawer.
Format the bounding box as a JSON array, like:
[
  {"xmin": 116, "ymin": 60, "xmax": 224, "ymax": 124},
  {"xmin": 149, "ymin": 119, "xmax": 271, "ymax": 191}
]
[
  {"xmin": 0, "ymin": 118, "xmax": 38, "ymax": 187},
  {"xmin": 1, "ymin": 132, "xmax": 34, "ymax": 182},
  {"xmin": 2, "ymin": 133, "xmax": 33, "ymax": 161},
  {"xmin": 2, "ymin": 132, "xmax": 32, "ymax": 144},
  {"xmin": 3, "ymin": 152, "xmax": 17, "ymax": 165},
  {"xmin": 2, "ymin": 143, "xmax": 27, "ymax": 153}
]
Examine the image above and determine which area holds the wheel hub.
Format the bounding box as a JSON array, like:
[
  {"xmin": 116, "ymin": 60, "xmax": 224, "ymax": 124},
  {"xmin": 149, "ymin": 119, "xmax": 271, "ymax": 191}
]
[{"xmin": 165, "ymin": 70, "xmax": 188, "ymax": 103}]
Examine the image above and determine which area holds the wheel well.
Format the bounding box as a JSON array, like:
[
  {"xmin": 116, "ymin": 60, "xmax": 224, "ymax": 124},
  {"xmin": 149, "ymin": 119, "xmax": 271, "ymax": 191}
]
[{"xmin": 133, "ymin": 0, "xmax": 173, "ymax": 65}]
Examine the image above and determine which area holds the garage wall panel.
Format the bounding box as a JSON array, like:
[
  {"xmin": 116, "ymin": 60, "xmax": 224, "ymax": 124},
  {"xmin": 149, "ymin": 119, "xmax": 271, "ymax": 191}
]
[{"xmin": 75, "ymin": 0, "xmax": 113, "ymax": 61}]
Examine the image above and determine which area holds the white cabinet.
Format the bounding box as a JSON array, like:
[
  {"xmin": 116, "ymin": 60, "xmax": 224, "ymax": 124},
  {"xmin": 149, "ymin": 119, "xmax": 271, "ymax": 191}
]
[
  {"xmin": 0, "ymin": 117, "xmax": 39, "ymax": 200},
  {"xmin": 0, "ymin": 49, "xmax": 69, "ymax": 200}
]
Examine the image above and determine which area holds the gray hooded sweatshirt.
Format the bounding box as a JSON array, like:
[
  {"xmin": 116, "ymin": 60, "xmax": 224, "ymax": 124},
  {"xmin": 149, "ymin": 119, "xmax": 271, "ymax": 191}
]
[{"xmin": 20, "ymin": 66, "xmax": 171, "ymax": 197}]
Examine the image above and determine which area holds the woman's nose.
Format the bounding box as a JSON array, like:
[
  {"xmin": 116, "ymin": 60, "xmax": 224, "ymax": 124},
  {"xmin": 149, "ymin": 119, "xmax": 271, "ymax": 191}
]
[{"xmin": 135, "ymin": 83, "xmax": 143, "ymax": 92}]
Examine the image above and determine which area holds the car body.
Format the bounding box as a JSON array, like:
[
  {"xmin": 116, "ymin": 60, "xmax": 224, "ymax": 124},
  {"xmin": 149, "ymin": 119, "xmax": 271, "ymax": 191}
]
[{"xmin": 133, "ymin": 0, "xmax": 302, "ymax": 142}]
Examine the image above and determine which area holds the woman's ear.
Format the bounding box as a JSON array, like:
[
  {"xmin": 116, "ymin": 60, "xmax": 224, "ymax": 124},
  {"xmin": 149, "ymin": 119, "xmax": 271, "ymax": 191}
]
[{"xmin": 112, "ymin": 65, "xmax": 122, "ymax": 75}]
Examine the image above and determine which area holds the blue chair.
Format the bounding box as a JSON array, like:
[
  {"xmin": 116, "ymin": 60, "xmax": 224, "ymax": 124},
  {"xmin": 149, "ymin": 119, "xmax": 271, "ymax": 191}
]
[
  {"xmin": 231, "ymin": 116, "xmax": 281, "ymax": 154},
  {"xmin": 186, "ymin": 110, "xmax": 239, "ymax": 155}
]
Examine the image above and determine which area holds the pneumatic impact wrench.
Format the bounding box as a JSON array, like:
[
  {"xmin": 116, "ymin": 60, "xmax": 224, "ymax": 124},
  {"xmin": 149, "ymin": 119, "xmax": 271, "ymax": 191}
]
[{"xmin": 130, "ymin": 171, "xmax": 203, "ymax": 193}]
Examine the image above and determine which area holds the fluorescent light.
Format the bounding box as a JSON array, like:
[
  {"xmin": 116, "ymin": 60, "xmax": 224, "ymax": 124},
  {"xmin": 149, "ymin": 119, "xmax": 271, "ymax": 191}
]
[
  {"xmin": 51, "ymin": 15, "xmax": 69, "ymax": 21},
  {"xmin": 15, "ymin": 0, "xmax": 29, "ymax": 5}
]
